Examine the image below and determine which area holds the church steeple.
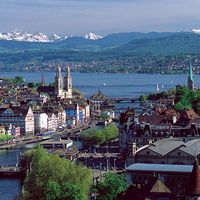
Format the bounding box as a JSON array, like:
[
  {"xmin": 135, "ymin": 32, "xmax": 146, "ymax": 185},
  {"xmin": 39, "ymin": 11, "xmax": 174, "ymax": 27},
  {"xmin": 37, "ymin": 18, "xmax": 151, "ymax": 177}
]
[
  {"xmin": 55, "ymin": 65, "xmax": 63, "ymax": 97},
  {"xmin": 188, "ymin": 60, "xmax": 194, "ymax": 91},
  {"xmin": 189, "ymin": 60, "xmax": 193, "ymax": 82},
  {"xmin": 41, "ymin": 74, "xmax": 45, "ymax": 86},
  {"xmin": 64, "ymin": 66, "xmax": 72, "ymax": 90},
  {"xmin": 67, "ymin": 66, "xmax": 70, "ymax": 77},
  {"xmin": 64, "ymin": 66, "xmax": 72, "ymax": 98}
]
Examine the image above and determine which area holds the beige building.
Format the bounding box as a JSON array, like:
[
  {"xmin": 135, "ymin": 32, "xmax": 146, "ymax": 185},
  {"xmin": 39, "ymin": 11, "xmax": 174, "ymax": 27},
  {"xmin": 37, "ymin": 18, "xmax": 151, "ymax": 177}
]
[
  {"xmin": 55, "ymin": 66, "xmax": 72, "ymax": 99},
  {"xmin": 0, "ymin": 106, "xmax": 34, "ymax": 136}
]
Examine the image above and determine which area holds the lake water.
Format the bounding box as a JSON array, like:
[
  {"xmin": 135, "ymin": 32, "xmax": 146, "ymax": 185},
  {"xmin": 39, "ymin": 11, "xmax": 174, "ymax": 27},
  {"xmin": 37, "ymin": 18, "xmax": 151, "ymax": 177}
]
[
  {"xmin": 1, "ymin": 72, "xmax": 199, "ymax": 98},
  {"xmin": 0, "ymin": 72, "xmax": 199, "ymax": 199}
]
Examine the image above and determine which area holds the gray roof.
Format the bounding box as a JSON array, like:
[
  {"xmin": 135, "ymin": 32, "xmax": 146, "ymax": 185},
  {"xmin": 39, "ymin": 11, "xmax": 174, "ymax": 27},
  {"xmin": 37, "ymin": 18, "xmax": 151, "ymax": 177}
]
[
  {"xmin": 180, "ymin": 138, "xmax": 200, "ymax": 156},
  {"xmin": 126, "ymin": 163, "xmax": 193, "ymax": 173},
  {"xmin": 148, "ymin": 138, "xmax": 184, "ymax": 156}
]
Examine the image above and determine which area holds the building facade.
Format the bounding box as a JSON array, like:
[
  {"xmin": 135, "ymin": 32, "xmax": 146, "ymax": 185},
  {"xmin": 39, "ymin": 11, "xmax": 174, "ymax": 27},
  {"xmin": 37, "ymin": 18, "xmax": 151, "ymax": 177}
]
[
  {"xmin": 0, "ymin": 106, "xmax": 34, "ymax": 135},
  {"xmin": 55, "ymin": 66, "xmax": 73, "ymax": 99},
  {"xmin": 34, "ymin": 113, "xmax": 48, "ymax": 132}
]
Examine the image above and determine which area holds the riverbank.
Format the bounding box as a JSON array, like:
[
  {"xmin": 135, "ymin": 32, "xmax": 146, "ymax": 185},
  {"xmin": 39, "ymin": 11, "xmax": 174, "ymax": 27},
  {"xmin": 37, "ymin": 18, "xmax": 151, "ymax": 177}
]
[{"xmin": 0, "ymin": 136, "xmax": 51, "ymax": 150}]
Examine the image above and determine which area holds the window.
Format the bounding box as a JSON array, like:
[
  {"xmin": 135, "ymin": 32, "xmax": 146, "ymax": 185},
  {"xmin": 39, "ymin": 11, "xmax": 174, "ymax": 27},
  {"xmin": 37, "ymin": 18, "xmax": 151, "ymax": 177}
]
[{"xmin": 146, "ymin": 151, "xmax": 150, "ymax": 155}]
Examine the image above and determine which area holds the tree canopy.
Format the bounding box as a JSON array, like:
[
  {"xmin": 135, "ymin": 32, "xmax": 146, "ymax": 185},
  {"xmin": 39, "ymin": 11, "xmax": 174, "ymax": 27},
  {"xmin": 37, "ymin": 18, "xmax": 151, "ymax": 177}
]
[
  {"xmin": 95, "ymin": 172, "xmax": 127, "ymax": 200},
  {"xmin": 19, "ymin": 147, "xmax": 92, "ymax": 200},
  {"xmin": 174, "ymin": 86, "xmax": 200, "ymax": 113},
  {"xmin": 81, "ymin": 124, "xmax": 118, "ymax": 148}
]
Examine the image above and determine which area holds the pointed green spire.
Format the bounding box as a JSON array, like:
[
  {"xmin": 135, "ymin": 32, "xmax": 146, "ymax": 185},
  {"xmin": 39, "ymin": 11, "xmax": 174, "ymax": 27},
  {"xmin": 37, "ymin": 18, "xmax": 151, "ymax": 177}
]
[{"xmin": 189, "ymin": 60, "xmax": 193, "ymax": 81}]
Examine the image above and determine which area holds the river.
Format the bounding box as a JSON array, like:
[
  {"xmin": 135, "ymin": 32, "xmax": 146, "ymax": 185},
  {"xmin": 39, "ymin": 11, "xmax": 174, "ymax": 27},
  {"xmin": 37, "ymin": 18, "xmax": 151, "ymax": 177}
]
[{"xmin": 0, "ymin": 72, "xmax": 199, "ymax": 199}]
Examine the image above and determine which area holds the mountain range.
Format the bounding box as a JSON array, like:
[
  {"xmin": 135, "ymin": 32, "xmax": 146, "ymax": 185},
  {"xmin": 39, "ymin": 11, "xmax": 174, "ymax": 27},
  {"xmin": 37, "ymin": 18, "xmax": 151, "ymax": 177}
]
[
  {"xmin": 1, "ymin": 30, "xmax": 200, "ymax": 56},
  {"xmin": 0, "ymin": 30, "xmax": 102, "ymax": 43}
]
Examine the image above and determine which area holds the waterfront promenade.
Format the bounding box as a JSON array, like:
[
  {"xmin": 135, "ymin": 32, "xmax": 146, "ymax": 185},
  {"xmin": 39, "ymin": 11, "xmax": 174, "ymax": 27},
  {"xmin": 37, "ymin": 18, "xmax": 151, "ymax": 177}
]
[{"xmin": 0, "ymin": 119, "xmax": 101, "ymax": 150}]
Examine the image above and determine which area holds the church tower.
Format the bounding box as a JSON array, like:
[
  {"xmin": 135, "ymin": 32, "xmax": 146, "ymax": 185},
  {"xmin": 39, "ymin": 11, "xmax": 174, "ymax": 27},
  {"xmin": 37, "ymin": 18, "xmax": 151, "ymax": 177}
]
[
  {"xmin": 188, "ymin": 60, "xmax": 194, "ymax": 91},
  {"xmin": 55, "ymin": 65, "xmax": 63, "ymax": 97},
  {"xmin": 41, "ymin": 74, "xmax": 45, "ymax": 86},
  {"xmin": 64, "ymin": 66, "xmax": 72, "ymax": 98}
]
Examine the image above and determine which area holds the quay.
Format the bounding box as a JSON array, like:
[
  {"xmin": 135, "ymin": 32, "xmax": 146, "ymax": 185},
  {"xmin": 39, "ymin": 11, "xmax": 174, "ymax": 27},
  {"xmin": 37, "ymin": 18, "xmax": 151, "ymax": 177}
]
[
  {"xmin": 0, "ymin": 136, "xmax": 51, "ymax": 150},
  {"xmin": 0, "ymin": 120, "xmax": 101, "ymax": 149}
]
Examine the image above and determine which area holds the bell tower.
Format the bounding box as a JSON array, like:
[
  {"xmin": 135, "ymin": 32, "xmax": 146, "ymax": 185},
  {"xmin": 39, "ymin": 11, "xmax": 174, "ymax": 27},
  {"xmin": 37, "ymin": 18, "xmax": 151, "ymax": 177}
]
[
  {"xmin": 64, "ymin": 66, "xmax": 72, "ymax": 98},
  {"xmin": 55, "ymin": 65, "xmax": 63, "ymax": 97}
]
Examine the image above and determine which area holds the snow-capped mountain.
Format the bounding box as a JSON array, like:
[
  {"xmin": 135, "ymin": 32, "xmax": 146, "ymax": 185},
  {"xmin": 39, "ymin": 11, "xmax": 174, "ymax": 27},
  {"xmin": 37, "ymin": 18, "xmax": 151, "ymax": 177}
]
[
  {"xmin": 192, "ymin": 29, "xmax": 200, "ymax": 34},
  {"xmin": 50, "ymin": 34, "xmax": 61, "ymax": 41},
  {"xmin": 0, "ymin": 30, "xmax": 63, "ymax": 42},
  {"xmin": 0, "ymin": 30, "xmax": 103, "ymax": 42},
  {"xmin": 84, "ymin": 33, "xmax": 102, "ymax": 40}
]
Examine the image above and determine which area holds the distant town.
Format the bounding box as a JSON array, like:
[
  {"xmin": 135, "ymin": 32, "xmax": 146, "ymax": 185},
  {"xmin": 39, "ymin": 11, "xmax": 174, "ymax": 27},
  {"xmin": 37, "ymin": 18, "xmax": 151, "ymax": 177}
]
[{"xmin": 2, "ymin": 55, "xmax": 200, "ymax": 75}]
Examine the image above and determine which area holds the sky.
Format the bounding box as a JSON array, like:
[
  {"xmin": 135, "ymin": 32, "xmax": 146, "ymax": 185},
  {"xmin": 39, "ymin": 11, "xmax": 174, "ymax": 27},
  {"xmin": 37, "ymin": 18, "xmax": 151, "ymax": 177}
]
[{"xmin": 1, "ymin": 0, "xmax": 200, "ymax": 36}]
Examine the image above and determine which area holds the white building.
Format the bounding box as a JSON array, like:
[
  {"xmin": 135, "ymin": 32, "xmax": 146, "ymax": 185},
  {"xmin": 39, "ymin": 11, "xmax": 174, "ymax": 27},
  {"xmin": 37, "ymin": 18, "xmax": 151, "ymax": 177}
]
[
  {"xmin": 47, "ymin": 113, "xmax": 58, "ymax": 130},
  {"xmin": 34, "ymin": 113, "xmax": 48, "ymax": 132}
]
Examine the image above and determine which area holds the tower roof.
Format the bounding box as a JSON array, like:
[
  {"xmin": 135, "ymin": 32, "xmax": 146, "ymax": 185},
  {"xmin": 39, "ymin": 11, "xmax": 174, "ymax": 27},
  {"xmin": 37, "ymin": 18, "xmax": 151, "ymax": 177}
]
[
  {"xmin": 188, "ymin": 159, "xmax": 200, "ymax": 195},
  {"xmin": 189, "ymin": 60, "xmax": 193, "ymax": 81},
  {"xmin": 56, "ymin": 65, "xmax": 61, "ymax": 77},
  {"xmin": 90, "ymin": 89, "xmax": 108, "ymax": 101},
  {"xmin": 66, "ymin": 66, "xmax": 71, "ymax": 77}
]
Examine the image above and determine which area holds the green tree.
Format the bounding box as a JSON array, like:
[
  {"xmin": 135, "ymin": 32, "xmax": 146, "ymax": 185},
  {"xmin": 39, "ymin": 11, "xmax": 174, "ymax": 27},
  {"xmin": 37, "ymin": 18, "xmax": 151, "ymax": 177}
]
[
  {"xmin": 14, "ymin": 76, "xmax": 24, "ymax": 84},
  {"xmin": 103, "ymin": 124, "xmax": 118, "ymax": 142},
  {"xmin": 20, "ymin": 147, "xmax": 92, "ymax": 200},
  {"xmin": 28, "ymin": 82, "xmax": 36, "ymax": 88},
  {"xmin": 81, "ymin": 124, "xmax": 118, "ymax": 148},
  {"xmin": 95, "ymin": 172, "xmax": 127, "ymax": 200},
  {"xmin": 176, "ymin": 86, "xmax": 189, "ymax": 96},
  {"xmin": 100, "ymin": 113, "xmax": 110, "ymax": 122},
  {"xmin": 45, "ymin": 181, "xmax": 83, "ymax": 200},
  {"xmin": 81, "ymin": 128, "xmax": 105, "ymax": 148}
]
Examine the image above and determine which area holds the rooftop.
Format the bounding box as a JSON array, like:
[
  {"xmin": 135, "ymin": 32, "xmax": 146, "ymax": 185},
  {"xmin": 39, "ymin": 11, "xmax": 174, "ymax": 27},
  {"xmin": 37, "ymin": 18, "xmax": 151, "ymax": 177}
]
[{"xmin": 126, "ymin": 163, "xmax": 194, "ymax": 174}]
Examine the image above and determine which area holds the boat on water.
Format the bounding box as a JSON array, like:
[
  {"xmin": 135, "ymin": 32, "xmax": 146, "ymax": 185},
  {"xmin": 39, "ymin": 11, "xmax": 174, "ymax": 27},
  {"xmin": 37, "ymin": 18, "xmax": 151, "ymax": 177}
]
[{"xmin": 156, "ymin": 83, "xmax": 160, "ymax": 92}]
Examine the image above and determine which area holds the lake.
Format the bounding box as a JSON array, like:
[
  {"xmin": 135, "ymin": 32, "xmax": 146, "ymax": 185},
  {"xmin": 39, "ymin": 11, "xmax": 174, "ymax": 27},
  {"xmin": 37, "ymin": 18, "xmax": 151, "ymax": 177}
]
[{"xmin": 1, "ymin": 72, "xmax": 199, "ymax": 98}]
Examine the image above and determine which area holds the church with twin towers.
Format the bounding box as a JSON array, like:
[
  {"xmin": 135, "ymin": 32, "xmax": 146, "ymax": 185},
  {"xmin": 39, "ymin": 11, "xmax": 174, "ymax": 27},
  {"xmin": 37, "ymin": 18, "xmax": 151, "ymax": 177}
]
[{"xmin": 55, "ymin": 66, "xmax": 73, "ymax": 99}]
